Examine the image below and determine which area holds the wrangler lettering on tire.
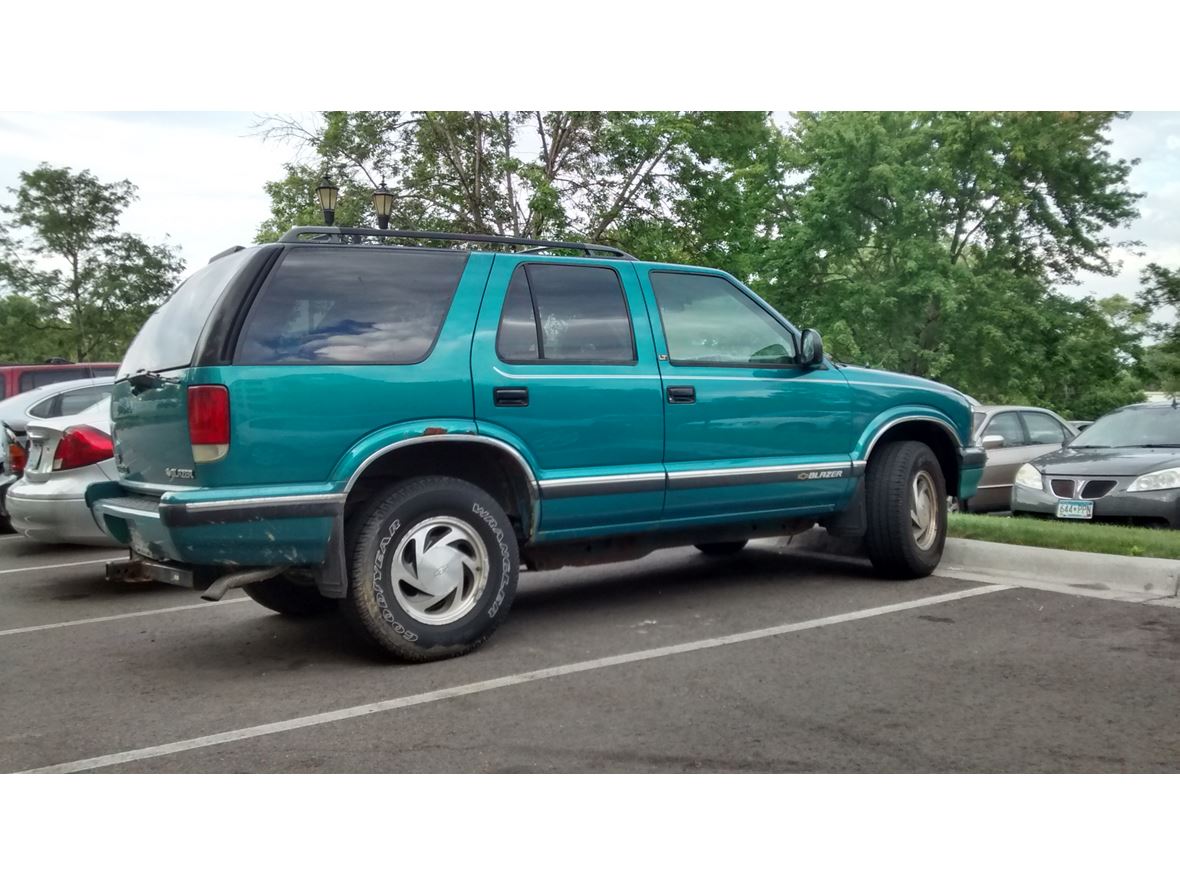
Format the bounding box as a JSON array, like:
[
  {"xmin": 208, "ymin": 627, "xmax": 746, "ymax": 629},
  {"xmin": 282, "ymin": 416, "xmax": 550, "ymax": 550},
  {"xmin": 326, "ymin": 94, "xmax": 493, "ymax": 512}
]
[{"xmin": 343, "ymin": 476, "xmax": 520, "ymax": 662}]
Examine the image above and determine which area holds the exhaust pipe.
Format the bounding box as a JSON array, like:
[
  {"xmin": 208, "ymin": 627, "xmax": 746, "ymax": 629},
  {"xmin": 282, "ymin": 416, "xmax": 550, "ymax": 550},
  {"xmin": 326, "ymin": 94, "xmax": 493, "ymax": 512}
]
[{"xmin": 200, "ymin": 566, "xmax": 286, "ymax": 602}]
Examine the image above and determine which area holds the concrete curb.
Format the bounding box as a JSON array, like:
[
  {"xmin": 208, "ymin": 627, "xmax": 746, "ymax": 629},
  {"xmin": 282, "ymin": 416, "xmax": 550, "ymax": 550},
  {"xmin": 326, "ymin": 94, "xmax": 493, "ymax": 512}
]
[{"xmin": 779, "ymin": 529, "xmax": 1180, "ymax": 603}]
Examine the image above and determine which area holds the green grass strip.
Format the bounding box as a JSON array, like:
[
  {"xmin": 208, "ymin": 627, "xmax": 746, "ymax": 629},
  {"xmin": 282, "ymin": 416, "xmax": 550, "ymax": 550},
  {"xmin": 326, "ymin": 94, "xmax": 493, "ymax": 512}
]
[{"xmin": 947, "ymin": 513, "xmax": 1180, "ymax": 560}]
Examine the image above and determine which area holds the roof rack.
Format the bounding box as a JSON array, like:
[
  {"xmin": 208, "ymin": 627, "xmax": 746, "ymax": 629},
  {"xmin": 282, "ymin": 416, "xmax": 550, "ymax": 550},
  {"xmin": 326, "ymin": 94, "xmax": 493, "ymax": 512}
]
[{"xmin": 279, "ymin": 226, "xmax": 637, "ymax": 260}]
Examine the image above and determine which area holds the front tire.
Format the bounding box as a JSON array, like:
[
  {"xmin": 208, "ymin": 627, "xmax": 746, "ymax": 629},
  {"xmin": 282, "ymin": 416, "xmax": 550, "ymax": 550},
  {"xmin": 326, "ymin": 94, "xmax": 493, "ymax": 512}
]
[
  {"xmin": 343, "ymin": 477, "xmax": 519, "ymax": 663},
  {"xmin": 864, "ymin": 441, "xmax": 947, "ymax": 578}
]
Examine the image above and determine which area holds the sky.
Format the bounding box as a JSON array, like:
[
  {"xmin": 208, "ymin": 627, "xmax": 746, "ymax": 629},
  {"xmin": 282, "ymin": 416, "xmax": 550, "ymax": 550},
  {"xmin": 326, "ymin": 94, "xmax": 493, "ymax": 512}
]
[{"xmin": 0, "ymin": 111, "xmax": 1178, "ymax": 303}]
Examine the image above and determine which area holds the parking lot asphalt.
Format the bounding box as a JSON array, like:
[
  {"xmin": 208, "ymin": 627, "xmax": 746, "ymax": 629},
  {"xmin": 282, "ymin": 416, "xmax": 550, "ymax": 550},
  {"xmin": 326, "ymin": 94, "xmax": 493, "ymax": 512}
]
[{"xmin": 1, "ymin": 532, "xmax": 1178, "ymax": 773}]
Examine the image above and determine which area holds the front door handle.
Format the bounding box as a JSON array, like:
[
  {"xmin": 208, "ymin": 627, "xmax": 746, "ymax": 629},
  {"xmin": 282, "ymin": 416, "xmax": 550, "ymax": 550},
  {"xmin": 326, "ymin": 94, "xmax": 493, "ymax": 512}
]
[
  {"xmin": 667, "ymin": 385, "xmax": 696, "ymax": 404},
  {"xmin": 494, "ymin": 386, "xmax": 529, "ymax": 407}
]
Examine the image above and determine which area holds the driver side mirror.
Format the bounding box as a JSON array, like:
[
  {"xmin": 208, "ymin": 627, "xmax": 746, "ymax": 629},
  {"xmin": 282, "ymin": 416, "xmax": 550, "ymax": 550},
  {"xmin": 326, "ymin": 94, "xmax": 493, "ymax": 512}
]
[
  {"xmin": 981, "ymin": 434, "xmax": 1005, "ymax": 450},
  {"xmin": 799, "ymin": 328, "xmax": 824, "ymax": 368}
]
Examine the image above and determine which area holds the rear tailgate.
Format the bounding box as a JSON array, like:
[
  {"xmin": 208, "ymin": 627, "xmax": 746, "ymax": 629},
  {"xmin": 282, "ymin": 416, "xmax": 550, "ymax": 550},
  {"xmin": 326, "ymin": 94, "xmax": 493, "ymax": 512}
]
[
  {"xmin": 111, "ymin": 374, "xmax": 195, "ymax": 488},
  {"xmin": 109, "ymin": 247, "xmax": 264, "ymax": 492}
]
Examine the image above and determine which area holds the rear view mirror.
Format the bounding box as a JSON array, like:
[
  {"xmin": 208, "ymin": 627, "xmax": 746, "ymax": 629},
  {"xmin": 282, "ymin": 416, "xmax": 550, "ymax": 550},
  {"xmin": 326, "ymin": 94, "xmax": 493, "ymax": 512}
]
[
  {"xmin": 981, "ymin": 434, "xmax": 1004, "ymax": 450},
  {"xmin": 799, "ymin": 329, "xmax": 824, "ymax": 368}
]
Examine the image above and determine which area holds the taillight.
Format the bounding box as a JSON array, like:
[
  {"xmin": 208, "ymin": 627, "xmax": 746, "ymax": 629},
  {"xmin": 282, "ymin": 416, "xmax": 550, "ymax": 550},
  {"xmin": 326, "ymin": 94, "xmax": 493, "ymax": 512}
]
[
  {"xmin": 188, "ymin": 385, "xmax": 229, "ymax": 463},
  {"xmin": 8, "ymin": 440, "xmax": 27, "ymax": 475},
  {"xmin": 53, "ymin": 425, "xmax": 114, "ymax": 471}
]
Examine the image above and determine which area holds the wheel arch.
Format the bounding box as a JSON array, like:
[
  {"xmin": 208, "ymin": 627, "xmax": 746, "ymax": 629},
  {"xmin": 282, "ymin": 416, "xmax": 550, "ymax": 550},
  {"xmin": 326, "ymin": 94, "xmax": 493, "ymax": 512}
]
[
  {"xmin": 858, "ymin": 413, "xmax": 962, "ymax": 492},
  {"xmin": 337, "ymin": 430, "xmax": 540, "ymax": 542}
]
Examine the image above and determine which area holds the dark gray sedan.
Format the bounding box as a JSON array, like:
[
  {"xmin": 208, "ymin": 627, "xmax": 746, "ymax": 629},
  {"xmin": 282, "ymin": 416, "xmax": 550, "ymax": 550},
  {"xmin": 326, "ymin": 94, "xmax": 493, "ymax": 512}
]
[{"xmin": 1010, "ymin": 402, "xmax": 1180, "ymax": 527}]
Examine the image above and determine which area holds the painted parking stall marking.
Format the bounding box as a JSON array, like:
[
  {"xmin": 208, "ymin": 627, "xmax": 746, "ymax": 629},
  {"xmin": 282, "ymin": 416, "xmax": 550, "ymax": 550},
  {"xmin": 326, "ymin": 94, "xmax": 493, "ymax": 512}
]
[
  {"xmin": 0, "ymin": 597, "xmax": 252, "ymax": 637},
  {"xmin": 0, "ymin": 557, "xmax": 124, "ymax": 578},
  {"xmin": 22, "ymin": 582, "xmax": 1014, "ymax": 773}
]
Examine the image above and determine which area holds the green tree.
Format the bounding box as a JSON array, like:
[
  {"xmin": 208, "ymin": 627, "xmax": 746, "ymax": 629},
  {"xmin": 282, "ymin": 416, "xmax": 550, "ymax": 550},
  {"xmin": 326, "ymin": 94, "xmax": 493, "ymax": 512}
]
[
  {"xmin": 765, "ymin": 112, "xmax": 1142, "ymax": 407},
  {"xmin": 254, "ymin": 111, "xmax": 787, "ymax": 269},
  {"xmin": 0, "ymin": 164, "xmax": 183, "ymax": 362},
  {"xmin": 1136, "ymin": 263, "xmax": 1180, "ymax": 394}
]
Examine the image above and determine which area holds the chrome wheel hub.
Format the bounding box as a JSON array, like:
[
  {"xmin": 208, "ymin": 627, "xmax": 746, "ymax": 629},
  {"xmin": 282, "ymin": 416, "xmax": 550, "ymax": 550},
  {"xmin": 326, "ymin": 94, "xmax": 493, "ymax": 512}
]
[
  {"xmin": 910, "ymin": 469, "xmax": 939, "ymax": 551},
  {"xmin": 390, "ymin": 516, "xmax": 488, "ymax": 625}
]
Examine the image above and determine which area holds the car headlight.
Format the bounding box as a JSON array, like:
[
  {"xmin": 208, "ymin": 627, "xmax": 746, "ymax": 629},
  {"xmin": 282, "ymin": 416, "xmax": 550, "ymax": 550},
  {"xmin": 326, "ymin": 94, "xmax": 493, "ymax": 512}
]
[
  {"xmin": 1014, "ymin": 462, "xmax": 1043, "ymax": 491},
  {"xmin": 1127, "ymin": 468, "xmax": 1180, "ymax": 493}
]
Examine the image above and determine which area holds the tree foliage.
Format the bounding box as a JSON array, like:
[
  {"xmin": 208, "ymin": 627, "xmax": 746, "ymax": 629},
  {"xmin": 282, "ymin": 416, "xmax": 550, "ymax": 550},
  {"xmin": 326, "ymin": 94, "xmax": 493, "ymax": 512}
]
[
  {"xmin": 762, "ymin": 112, "xmax": 1143, "ymax": 416},
  {"xmin": 0, "ymin": 164, "xmax": 183, "ymax": 362},
  {"xmin": 255, "ymin": 111, "xmax": 786, "ymax": 276},
  {"xmin": 1136, "ymin": 263, "xmax": 1180, "ymax": 394}
]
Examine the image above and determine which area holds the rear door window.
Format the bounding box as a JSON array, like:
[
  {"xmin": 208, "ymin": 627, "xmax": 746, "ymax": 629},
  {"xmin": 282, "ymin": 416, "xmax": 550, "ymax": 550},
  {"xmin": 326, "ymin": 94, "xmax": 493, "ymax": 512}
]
[
  {"xmin": 495, "ymin": 263, "xmax": 635, "ymax": 363},
  {"xmin": 237, "ymin": 247, "xmax": 468, "ymax": 365}
]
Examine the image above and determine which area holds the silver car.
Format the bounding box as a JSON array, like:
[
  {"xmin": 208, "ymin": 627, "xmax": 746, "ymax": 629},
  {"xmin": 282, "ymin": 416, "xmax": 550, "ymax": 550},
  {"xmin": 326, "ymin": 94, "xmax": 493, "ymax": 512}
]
[
  {"xmin": 962, "ymin": 404, "xmax": 1078, "ymax": 513},
  {"xmin": 6, "ymin": 397, "xmax": 122, "ymax": 546}
]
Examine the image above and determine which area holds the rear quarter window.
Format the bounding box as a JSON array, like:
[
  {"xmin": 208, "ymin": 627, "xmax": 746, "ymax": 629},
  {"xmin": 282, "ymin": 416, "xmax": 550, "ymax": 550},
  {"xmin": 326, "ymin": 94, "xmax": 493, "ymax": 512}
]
[{"xmin": 236, "ymin": 247, "xmax": 468, "ymax": 365}]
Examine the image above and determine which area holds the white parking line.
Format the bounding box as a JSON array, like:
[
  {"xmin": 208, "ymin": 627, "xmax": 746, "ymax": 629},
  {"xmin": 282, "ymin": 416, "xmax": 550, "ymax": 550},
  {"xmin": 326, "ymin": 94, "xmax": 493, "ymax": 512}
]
[
  {"xmin": 0, "ymin": 557, "xmax": 123, "ymax": 577},
  {"xmin": 23, "ymin": 582, "xmax": 1014, "ymax": 774},
  {"xmin": 0, "ymin": 597, "xmax": 252, "ymax": 637}
]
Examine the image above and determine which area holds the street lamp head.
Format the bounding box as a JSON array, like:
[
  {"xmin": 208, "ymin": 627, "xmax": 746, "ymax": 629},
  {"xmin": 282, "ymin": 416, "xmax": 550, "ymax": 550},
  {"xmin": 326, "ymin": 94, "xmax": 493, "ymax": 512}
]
[
  {"xmin": 315, "ymin": 175, "xmax": 339, "ymax": 226},
  {"xmin": 372, "ymin": 179, "xmax": 394, "ymax": 230}
]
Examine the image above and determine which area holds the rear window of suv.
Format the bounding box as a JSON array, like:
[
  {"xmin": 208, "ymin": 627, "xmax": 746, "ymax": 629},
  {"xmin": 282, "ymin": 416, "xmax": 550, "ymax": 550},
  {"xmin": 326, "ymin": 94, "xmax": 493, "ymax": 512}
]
[
  {"xmin": 120, "ymin": 248, "xmax": 254, "ymax": 377},
  {"xmin": 236, "ymin": 247, "xmax": 468, "ymax": 365}
]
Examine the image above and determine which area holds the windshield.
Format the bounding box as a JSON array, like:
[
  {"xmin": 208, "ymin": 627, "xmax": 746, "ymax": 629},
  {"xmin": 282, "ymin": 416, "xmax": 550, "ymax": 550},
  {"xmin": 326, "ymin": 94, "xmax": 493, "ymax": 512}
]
[
  {"xmin": 118, "ymin": 249, "xmax": 253, "ymax": 379},
  {"xmin": 1070, "ymin": 407, "xmax": 1180, "ymax": 448}
]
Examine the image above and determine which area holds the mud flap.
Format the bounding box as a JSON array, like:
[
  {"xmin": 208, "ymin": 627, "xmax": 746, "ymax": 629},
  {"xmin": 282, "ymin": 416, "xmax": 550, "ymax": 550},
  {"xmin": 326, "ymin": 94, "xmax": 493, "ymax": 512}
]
[
  {"xmin": 821, "ymin": 477, "xmax": 866, "ymax": 538},
  {"xmin": 313, "ymin": 513, "xmax": 349, "ymax": 598}
]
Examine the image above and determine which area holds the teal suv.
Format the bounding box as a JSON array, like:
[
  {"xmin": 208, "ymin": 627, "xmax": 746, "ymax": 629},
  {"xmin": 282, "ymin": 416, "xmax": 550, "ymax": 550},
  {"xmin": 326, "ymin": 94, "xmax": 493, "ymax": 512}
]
[{"xmin": 91, "ymin": 227, "xmax": 983, "ymax": 662}]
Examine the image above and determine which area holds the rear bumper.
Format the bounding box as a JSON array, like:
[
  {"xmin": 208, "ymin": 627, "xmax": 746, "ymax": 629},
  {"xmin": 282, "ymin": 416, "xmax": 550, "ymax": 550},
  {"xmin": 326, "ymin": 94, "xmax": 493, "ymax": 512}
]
[
  {"xmin": 7, "ymin": 479, "xmax": 121, "ymax": 546},
  {"xmin": 89, "ymin": 482, "xmax": 341, "ymax": 566}
]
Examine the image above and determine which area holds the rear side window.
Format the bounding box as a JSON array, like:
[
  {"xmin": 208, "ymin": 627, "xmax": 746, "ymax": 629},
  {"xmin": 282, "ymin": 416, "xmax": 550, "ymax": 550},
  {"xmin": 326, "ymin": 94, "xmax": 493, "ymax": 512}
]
[
  {"xmin": 20, "ymin": 368, "xmax": 88, "ymax": 392},
  {"xmin": 495, "ymin": 263, "xmax": 635, "ymax": 363},
  {"xmin": 26, "ymin": 394, "xmax": 58, "ymax": 419},
  {"xmin": 120, "ymin": 249, "xmax": 254, "ymax": 377},
  {"xmin": 57, "ymin": 385, "xmax": 113, "ymax": 416},
  {"xmin": 237, "ymin": 248, "xmax": 467, "ymax": 365}
]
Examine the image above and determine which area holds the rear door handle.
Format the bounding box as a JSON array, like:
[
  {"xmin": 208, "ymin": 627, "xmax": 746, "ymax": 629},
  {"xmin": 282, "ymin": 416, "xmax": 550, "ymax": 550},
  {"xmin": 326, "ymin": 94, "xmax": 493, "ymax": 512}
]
[
  {"xmin": 667, "ymin": 385, "xmax": 695, "ymax": 404},
  {"xmin": 494, "ymin": 386, "xmax": 529, "ymax": 407}
]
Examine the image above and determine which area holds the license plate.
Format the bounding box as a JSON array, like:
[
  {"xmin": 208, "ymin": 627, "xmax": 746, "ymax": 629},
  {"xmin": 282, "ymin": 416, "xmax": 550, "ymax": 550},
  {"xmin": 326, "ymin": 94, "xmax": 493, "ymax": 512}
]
[
  {"xmin": 26, "ymin": 443, "xmax": 42, "ymax": 471},
  {"xmin": 1055, "ymin": 499, "xmax": 1093, "ymax": 520}
]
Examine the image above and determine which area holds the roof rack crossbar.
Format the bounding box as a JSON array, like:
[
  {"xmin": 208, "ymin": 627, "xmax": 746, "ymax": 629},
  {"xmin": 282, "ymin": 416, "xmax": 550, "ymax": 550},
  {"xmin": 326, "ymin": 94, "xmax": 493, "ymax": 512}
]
[{"xmin": 279, "ymin": 226, "xmax": 636, "ymax": 260}]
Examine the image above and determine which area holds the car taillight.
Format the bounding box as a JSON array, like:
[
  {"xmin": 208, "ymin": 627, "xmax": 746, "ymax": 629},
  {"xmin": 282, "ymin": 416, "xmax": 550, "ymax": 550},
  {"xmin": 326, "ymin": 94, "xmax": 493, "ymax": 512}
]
[
  {"xmin": 188, "ymin": 384, "xmax": 230, "ymax": 463},
  {"xmin": 8, "ymin": 440, "xmax": 27, "ymax": 475},
  {"xmin": 53, "ymin": 425, "xmax": 114, "ymax": 471}
]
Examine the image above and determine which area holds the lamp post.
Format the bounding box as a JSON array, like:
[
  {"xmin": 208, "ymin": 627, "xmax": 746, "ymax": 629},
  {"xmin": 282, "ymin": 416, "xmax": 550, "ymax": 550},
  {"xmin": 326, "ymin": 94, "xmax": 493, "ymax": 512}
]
[
  {"xmin": 372, "ymin": 179, "xmax": 394, "ymax": 230},
  {"xmin": 315, "ymin": 175, "xmax": 339, "ymax": 226}
]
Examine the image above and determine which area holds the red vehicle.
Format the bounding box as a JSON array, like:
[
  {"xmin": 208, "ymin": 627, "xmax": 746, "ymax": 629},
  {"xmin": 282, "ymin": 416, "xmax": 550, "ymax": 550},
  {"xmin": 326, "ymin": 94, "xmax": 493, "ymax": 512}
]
[{"xmin": 0, "ymin": 361, "xmax": 118, "ymax": 401}]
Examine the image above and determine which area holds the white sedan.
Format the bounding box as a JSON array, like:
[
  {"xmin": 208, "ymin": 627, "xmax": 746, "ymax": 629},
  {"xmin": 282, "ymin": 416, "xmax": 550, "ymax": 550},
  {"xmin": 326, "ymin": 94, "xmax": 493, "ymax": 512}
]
[{"xmin": 5, "ymin": 397, "xmax": 123, "ymax": 546}]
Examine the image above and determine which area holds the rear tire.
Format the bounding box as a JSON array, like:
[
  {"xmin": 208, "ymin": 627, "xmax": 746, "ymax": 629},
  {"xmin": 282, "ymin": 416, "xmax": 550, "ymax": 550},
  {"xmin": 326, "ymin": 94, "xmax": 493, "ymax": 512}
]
[
  {"xmin": 695, "ymin": 540, "xmax": 749, "ymax": 556},
  {"xmin": 343, "ymin": 476, "xmax": 519, "ymax": 663},
  {"xmin": 865, "ymin": 441, "xmax": 947, "ymax": 578},
  {"xmin": 243, "ymin": 573, "xmax": 338, "ymax": 617}
]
